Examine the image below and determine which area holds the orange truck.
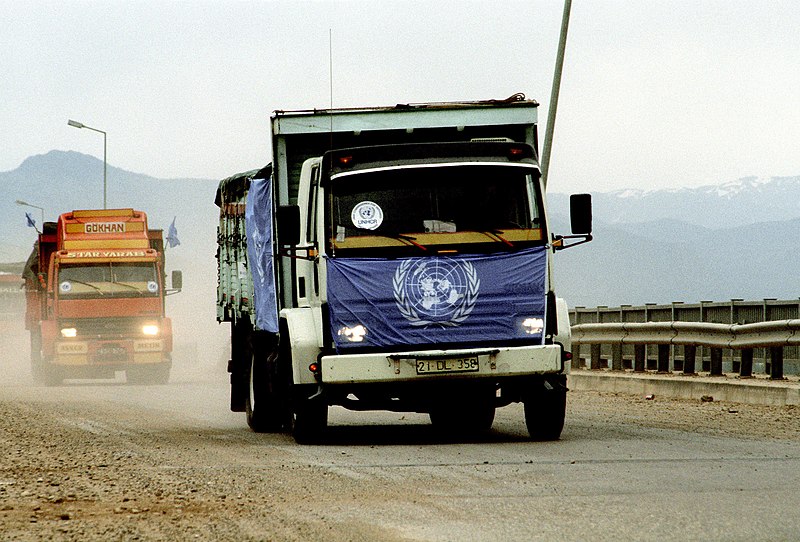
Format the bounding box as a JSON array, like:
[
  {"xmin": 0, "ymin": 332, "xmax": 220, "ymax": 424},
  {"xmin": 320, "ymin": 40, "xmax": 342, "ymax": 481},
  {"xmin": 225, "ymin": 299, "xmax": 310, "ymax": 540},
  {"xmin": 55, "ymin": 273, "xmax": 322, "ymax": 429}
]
[{"xmin": 23, "ymin": 208, "xmax": 181, "ymax": 385}]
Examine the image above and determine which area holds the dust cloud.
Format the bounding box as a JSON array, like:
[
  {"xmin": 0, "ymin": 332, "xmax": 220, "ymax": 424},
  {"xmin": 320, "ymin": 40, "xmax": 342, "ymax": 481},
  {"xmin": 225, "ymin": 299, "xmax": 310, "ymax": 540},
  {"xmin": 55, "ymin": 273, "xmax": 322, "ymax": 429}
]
[
  {"xmin": 0, "ymin": 316, "xmax": 31, "ymax": 387},
  {"xmin": 0, "ymin": 268, "xmax": 231, "ymax": 389}
]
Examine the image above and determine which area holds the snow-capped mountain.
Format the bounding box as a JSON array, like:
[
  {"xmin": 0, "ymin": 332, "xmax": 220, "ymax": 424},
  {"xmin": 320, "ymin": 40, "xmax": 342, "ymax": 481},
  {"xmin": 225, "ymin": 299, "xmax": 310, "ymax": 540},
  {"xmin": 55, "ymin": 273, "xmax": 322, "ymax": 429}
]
[{"xmin": 550, "ymin": 175, "xmax": 800, "ymax": 229}]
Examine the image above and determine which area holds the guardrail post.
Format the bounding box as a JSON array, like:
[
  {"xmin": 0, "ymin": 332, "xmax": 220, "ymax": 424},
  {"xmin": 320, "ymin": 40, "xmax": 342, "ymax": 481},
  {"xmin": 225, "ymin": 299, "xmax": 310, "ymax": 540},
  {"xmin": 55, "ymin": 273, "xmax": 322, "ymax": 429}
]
[
  {"xmin": 739, "ymin": 348, "xmax": 753, "ymax": 378},
  {"xmin": 590, "ymin": 344, "xmax": 602, "ymax": 370},
  {"xmin": 673, "ymin": 346, "xmax": 684, "ymax": 373},
  {"xmin": 611, "ymin": 343, "xmax": 623, "ymax": 371},
  {"xmin": 573, "ymin": 343, "xmax": 584, "ymax": 369},
  {"xmin": 646, "ymin": 347, "xmax": 657, "ymax": 371},
  {"xmin": 657, "ymin": 344, "xmax": 670, "ymax": 373},
  {"xmin": 634, "ymin": 344, "xmax": 645, "ymax": 373},
  {"xmin": 683, "ymin": 345, "xmax": 697, "ymax": 375},
  {"xmin": 710, "ymin": 348, "xmax": 723, "ymax": 376},
  {"xmin": 769, "ymin": 346, "xmax": 785, "ymax": 380}
]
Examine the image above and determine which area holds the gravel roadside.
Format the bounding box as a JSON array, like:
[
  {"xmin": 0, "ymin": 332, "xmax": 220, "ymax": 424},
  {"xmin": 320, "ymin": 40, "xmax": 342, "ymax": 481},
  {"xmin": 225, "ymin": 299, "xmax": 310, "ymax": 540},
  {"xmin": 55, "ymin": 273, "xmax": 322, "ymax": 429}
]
[{"xmin": 0, "ymin": 398, "xmax": 406, "ymax": 542}]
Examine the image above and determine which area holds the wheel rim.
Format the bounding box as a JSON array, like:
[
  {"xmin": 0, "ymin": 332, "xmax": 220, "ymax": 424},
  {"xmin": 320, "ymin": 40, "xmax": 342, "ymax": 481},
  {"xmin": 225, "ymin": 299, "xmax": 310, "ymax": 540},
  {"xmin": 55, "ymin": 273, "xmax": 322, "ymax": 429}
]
[{"xmin": 248, "ymin": 354, "xmax": 256, "ymax": 411}]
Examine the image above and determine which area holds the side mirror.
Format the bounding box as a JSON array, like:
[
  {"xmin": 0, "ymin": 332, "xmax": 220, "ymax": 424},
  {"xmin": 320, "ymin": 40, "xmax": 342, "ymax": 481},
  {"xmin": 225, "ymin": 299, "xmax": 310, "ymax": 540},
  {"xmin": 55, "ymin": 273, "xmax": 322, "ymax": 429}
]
[
  {"xmin": 171, "ymin": 270, "xmax": 183, "ymax": 290},
  {"xmin": 570, "ymin": 193, "xmax": 593, "ymax": 235},
  {"xmin": 277, "ymin": 205, "xmax": 301, "ymax": 246},
  {"xmin": 554, "ymin": 193, "xmax": 593, "ymax": 251}
]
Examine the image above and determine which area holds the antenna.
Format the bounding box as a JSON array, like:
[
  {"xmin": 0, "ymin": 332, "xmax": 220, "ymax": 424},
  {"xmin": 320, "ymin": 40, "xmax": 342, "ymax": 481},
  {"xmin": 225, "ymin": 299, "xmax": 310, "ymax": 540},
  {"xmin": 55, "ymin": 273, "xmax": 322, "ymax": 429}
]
[{"xmin": 329, "ymin": 28, "xmax": 334, "ymax": 143}]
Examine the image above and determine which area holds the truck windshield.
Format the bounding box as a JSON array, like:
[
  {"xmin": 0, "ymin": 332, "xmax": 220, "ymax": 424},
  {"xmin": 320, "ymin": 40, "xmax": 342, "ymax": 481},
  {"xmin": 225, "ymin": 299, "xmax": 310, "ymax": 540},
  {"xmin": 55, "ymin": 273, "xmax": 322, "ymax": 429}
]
[
  {"xmin": 57, "ymin": 262, "xmax": 159, "ymax": 298},
  {"xmin": 328, "ymin": 164, "xmax": 544, "ymax": 255}
]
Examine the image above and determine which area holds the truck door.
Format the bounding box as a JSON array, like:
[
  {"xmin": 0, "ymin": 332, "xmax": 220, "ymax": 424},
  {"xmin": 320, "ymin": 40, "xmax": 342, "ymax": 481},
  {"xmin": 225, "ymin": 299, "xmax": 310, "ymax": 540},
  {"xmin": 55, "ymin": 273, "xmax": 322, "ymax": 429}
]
[{"xmin": 295, "ymin": 159, "xmax": 321, "ymax": 308}]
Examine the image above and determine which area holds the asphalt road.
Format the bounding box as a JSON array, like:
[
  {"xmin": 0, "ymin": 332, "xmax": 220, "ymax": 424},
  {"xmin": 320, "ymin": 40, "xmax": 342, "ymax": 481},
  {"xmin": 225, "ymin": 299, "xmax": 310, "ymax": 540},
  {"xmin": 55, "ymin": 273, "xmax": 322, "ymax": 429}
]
[{"xmin": 0, "ymin": 339, "xmax": 798, "ymax": 541}]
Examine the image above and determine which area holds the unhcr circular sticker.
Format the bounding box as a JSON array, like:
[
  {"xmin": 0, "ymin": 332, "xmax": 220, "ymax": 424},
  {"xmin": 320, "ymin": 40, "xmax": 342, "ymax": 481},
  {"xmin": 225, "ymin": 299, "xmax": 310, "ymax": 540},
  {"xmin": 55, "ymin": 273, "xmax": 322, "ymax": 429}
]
[
  {"xmin": 147, "ymin": 281, "xmax": 159, "ymax": 293},
  {"xmin": 59, "ymin": 281, "xmax": 72, "ymax": 293},
  {"xmin": 351, "ymin": 201, "xmax": 383, "ymax": 230}
]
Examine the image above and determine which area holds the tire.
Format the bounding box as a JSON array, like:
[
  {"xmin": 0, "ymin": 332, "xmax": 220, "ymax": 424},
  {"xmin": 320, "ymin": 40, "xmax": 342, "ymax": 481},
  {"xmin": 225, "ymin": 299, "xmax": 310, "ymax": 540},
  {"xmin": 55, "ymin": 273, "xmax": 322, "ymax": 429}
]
[
  {"xmin": 30, "ymin": 330, "xmax": 44, "ymax": 384},
  {"xmin": 429, "ymin": 392, "xmax": 496, "ymax": 436},
  {"xmin": 523, "ymin": 383, "xmax": 567, "ymax": 441},
  {"xmin": 229, "ymin": 319, "xmax": 250, "ymax": 412},
  {"xmin": 127, "ymin": 363, "xmax": 171, "ymax": 385},
  {"xmin": 42, "ymin": 363, "xmax": 63, "ymax": 387},
  {"xmin": 291, "ymin": 396, "xmax": 328, "ymax": 444},
  {"xmin": 246, "ymin": 338, "xmax": 289, "ymax": 433}
]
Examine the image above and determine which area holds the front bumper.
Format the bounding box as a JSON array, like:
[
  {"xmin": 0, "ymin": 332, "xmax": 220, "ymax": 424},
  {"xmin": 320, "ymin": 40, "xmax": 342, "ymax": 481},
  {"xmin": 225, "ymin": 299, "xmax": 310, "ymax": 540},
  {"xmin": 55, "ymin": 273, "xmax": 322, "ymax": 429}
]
[
  {"xmin": 52, "ymin": 338, "xmax": 169, "ymax": 366},
  {"xmin": 321, "ymin": 344, "xmax": 563, "ymax": 384}
]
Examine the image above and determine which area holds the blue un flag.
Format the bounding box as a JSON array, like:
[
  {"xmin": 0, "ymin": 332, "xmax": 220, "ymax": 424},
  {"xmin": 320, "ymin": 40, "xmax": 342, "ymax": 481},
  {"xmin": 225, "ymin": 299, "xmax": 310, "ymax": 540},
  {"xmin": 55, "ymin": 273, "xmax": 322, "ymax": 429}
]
[
  {"xmin": 25, "ymin": 212, "xmax": 36, "ymax": 229},
  {"xmin": 326, "ymin": 246, "xmax": 548, "ymax": 351}
]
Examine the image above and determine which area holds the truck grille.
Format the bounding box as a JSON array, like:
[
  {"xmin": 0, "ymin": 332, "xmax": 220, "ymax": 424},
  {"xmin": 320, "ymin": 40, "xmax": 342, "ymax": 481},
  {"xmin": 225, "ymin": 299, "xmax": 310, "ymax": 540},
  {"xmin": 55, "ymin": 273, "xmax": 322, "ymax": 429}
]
[{"xmin": 65, "ymin": 318, "xmax": 148, "ymax": 339}]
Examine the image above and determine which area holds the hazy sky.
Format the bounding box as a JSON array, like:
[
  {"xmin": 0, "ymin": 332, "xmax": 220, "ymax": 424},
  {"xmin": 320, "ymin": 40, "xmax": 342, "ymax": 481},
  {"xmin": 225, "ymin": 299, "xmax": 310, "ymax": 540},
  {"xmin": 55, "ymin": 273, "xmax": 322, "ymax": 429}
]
[{"xmin": 3, "ymin": 0, "xmax": 800, "ymax": 194}]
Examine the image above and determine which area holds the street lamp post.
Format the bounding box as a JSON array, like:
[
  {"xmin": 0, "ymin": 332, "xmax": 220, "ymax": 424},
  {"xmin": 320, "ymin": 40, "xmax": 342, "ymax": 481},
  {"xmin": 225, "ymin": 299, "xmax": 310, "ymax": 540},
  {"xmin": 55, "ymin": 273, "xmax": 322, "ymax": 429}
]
[
  {"xmin": 15, "ymin": 199, "xmax": 45, "ymax": 228},
  {"xmin": 68, "ymin": 119, "xmax": 107, "ymax": 209}
]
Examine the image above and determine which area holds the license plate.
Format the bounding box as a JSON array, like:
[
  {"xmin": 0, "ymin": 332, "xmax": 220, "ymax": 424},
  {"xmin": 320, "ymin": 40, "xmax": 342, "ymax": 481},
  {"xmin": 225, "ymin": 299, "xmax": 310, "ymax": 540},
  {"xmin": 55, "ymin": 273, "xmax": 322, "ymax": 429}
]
[
  {"xmin": 416, "ymin": 357, "xmax": 479, "ymax": 375},
  {"xmin": 97, "ymin": 346, "xmax": 126, "ymax": 356}
]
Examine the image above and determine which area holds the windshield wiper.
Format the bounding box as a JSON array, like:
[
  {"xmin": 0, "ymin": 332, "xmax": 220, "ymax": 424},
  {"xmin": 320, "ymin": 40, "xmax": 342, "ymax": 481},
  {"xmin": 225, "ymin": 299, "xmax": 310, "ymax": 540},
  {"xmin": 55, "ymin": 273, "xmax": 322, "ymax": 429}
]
[
  {"xmin": 338, "ymin": 232, "xmax": 428, "ymax": 252},
  {"xmin": 62, "ymin": 280, "xmax": 104, "ymax": 295},
  {"xmin": 389, "ymin": 233, "xmax": 428, "ymax": 252},
  {"xmin": 114, "ymin": 282, "xmax": 147, "ymax": 294},
  {"xmin": 477, "ymin": 230, "xmax": 514, "ymax": 248}
]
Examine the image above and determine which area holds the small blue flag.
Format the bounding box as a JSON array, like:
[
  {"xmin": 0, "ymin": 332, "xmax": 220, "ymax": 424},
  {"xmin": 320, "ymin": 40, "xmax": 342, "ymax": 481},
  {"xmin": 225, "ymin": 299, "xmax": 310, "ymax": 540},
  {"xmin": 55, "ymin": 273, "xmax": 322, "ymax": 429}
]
[
  {"xmin": 25, "ymin": 212, "xmax": 36, "ymax": 229},
  {"xmin": 166, "ymin": 216, "xmax": 180, "ymax": 248}
]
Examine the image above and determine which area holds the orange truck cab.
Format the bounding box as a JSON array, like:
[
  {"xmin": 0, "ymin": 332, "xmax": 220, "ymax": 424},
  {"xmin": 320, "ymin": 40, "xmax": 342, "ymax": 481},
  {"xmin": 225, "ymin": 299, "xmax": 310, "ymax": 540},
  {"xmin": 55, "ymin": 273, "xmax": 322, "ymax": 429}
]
[{"xmin": 23, "ymin": 209, "xmax": 181, "ymax": 385}]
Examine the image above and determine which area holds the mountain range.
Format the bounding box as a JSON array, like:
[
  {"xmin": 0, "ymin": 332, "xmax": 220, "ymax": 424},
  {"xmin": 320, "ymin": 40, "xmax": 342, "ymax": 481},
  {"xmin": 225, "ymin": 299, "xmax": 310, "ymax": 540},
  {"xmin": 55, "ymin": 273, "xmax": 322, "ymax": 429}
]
[
  {"xmin": 2, "ymin": 151, "xmax": 799, "ymax": 310},
  {"xmin": 547, "ymin": 178, "xmax": 800, "ymax": 307},
  {"xmin": 1, "ymin": 150, "xmax": 222, "ymax": 264}
]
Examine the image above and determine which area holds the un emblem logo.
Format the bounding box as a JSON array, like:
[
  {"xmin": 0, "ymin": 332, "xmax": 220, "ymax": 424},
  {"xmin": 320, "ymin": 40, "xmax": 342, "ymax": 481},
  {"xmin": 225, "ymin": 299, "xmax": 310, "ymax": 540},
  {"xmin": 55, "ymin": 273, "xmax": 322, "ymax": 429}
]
[{"xmin": 393, "ymin": 258, "xmax": 480, "ymax": 327}]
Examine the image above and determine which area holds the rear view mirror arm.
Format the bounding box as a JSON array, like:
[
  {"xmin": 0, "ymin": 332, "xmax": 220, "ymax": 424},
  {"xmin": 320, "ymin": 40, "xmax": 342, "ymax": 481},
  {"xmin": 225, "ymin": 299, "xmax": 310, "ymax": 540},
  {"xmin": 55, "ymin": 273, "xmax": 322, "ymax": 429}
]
[{"xmin": 552, "ymin": 233, "xmax": 593, "ymax": 251}]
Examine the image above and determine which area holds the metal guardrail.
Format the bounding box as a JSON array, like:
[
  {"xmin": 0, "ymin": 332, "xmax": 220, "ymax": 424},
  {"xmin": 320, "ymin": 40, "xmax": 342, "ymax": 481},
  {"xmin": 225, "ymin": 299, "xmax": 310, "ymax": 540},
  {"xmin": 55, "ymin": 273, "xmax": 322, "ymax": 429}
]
[
  {"xmin": 571, "ymin": 320, "xmax": 800, "ymax": 380},
  {"xmin": 572, "ymin": 320, "xmax": 800, "ymax": 348}
]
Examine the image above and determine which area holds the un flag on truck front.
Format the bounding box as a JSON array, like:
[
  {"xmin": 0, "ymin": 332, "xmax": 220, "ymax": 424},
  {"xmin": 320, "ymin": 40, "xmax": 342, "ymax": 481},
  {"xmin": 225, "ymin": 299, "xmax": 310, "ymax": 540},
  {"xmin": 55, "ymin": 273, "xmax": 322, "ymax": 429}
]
[{"xmin": 326, "ymin": 246, "xmax": 547, "ymax": 351}]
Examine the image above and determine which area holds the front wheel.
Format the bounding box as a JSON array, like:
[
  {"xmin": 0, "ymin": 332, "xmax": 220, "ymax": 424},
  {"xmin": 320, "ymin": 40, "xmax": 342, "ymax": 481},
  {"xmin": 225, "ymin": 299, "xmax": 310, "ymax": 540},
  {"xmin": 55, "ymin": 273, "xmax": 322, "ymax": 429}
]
[
  {"xmin": 523, "ymin": 382, "xmax": 567, "ymax": 441},
  {"xmin": 30, "ymin": 330, "xmax": 44, "ymax": 384},
  {"xmin": 42, "ymin": 362, "xmax": 63, "ymax": 387},
  {"xmin": 291, "ymin": 396, "xmax": 328, "ymax": 444}
]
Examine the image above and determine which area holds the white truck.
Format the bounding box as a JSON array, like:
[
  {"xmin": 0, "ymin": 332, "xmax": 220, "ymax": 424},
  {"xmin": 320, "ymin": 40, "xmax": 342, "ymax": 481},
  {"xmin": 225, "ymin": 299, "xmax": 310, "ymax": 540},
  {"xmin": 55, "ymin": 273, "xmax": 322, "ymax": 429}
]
[{"xmin": 215, "ymin": 95, "xmax": 592, "ymax": 443}]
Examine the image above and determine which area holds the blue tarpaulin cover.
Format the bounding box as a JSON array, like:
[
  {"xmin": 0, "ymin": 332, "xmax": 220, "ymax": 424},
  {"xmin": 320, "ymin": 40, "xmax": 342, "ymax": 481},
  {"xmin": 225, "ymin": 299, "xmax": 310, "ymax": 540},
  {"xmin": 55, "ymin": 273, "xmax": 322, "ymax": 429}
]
[
  {"xmin": 246, "ymin": 177, "xmax": 279, "ymax": 333},
  {"xmin": 326, "ymin": 246, "xmax": 547, "ymax": 351}
]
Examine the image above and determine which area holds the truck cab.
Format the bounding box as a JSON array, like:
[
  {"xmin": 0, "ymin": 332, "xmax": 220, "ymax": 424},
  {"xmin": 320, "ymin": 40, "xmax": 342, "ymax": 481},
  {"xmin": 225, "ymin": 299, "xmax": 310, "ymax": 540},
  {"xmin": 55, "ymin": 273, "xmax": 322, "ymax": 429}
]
[
  {"xmin": 25, "ymin": 209, "xmax": 180, "ymax": 385},
  {"xmin": 218, "ymin": 98, "xmax": 592, "ymax": 443}
]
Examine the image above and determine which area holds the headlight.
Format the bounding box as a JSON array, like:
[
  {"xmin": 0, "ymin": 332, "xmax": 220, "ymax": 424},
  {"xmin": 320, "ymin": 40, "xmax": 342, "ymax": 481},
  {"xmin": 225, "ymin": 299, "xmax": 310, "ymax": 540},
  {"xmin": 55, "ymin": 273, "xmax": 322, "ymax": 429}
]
[
  {"xmin": 142, "ymin": 324, "xmax": 160, "ymax": 336},
  {"xmin": 521, "ymin": 317, "xmax": 544, "ymax": 335},
  {"xmin": 60, "ymin": 327, "xmax": 77, "ymax": 338},
  {"xmin": 337, "ymin": 324, "xmax": 367, "ymax": 342}
]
